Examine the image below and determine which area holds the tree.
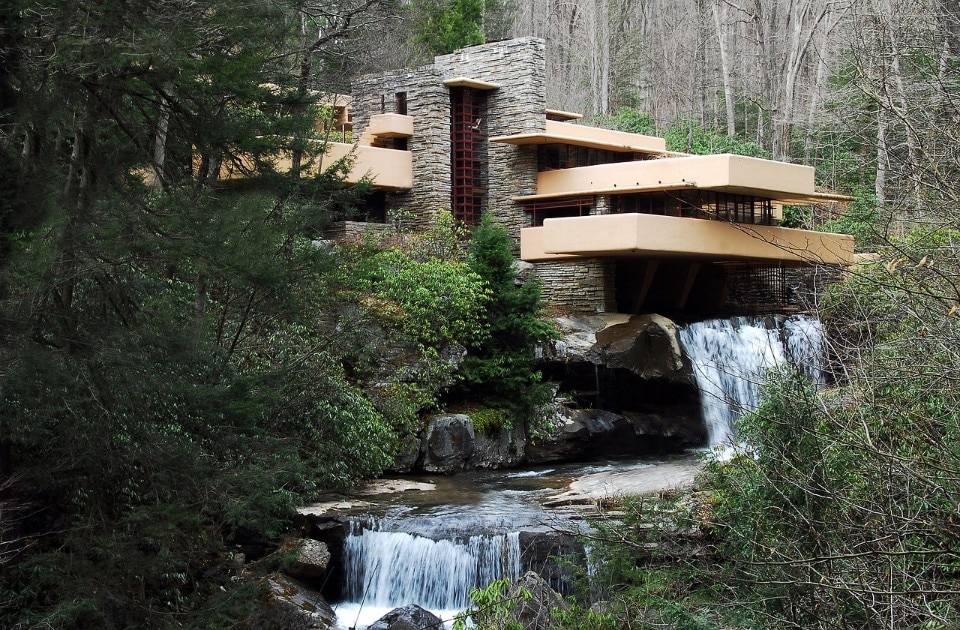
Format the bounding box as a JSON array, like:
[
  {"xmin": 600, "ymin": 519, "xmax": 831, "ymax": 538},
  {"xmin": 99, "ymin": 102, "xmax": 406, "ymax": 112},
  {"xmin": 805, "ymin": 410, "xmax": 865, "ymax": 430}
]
[
  {"xmin": 411, "ymin": 0, "xmax": 487, "ymax": 56},
  {"xmin": 447, "ymin": 214, "xmax": 557, "ymax": 424},
  {"xmin": 0, "ymin": 0, "xmax": 471, "ymax": 625}
]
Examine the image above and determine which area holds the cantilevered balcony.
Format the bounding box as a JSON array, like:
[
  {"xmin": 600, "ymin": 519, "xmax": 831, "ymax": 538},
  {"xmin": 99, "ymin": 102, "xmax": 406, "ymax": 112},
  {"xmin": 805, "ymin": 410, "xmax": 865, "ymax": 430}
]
[
  {"xmin": 492, "ymin": 120, "xmax": 668, "ymax": 154},
  {"xmin": 219, "ymin": 138, "xmax": 412, "ymax": 191},
  {"xmin": 521, "ymin": 213, "xmax": 855, "ymax": 266},
  {"xmin": 518, "ymin": 154, "xmax": 847, "ymax": 205}
]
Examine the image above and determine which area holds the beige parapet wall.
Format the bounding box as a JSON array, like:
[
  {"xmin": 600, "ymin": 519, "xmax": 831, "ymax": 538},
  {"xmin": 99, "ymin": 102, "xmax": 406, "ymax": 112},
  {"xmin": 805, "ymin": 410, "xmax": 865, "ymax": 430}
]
[
  {"xmin": 492, "ymin": 120, "xmax": 667, "ymax": 154},
  {"xmin": 357, "ymin": 114, "xmax": 414, "ymax": 146},
  {"xmin": 317, "ymin": 142, "xmax": 413, "ymax": 190},
  {"xmin": 529, "ymin": 154, "xmax": 821, "ymax": 203},
  {"xmin": 223, "ymin": 141, "xmax": 413, "ymax": 191},
  {"xmin": 521, "ymin": 213, "xmax": 856, "ymax": 266}
]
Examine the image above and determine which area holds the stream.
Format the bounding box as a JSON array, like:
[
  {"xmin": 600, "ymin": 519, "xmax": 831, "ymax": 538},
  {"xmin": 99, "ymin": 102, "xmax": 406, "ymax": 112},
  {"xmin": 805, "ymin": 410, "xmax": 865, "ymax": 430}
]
[
  {"xmin": 320, "ymin": 455, "xmax": 701, "ymax": 629},
  {"xmin": 310, "ymin": 314, "xmax": 827, "ymax": 629}
]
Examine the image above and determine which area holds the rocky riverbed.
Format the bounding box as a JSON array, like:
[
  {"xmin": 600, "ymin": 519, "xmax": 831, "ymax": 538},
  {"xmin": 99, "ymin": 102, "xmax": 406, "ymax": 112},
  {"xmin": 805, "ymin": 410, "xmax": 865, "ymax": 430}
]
[{"xmin": 264, "ymin": 455, "xmax": 703, "ymax": 630}]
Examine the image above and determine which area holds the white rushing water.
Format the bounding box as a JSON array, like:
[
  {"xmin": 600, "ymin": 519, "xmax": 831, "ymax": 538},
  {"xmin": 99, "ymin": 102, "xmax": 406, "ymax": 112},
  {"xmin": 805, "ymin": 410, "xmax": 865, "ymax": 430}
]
[
  {"xmin": 336, "ymin": 520, "xmax": 521, "ymax": 629},
  {"xmin": 679, "ymin": 315, "xmax": 825, "ymax": 447}
]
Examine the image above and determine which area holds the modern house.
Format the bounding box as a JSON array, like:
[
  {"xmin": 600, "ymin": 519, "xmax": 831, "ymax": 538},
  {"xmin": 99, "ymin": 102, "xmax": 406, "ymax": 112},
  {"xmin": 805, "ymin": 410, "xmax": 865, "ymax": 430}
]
[{"xmin": 234, "ymin": 38, "xmax": 855, "ymax": 315}]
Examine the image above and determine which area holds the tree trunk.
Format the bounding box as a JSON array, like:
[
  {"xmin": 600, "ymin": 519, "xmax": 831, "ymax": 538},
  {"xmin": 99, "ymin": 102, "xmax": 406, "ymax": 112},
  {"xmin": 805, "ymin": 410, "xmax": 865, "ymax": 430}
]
[{"xmin": 713, "ymin": 0, "xmax": 737, "ymax": 136}]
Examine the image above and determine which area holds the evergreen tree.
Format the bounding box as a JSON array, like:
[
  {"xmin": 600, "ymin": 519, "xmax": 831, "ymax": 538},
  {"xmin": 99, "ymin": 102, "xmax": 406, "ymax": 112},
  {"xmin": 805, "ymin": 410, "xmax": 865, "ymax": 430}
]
[
  {"xmin": 449, "ymin": 214, "xmax": 557, "ymax": 424},
  {"xmin": 412, "ymin": 0, "xmax": 486, "ymax": 56},
  {"xmin": 0, "ymin": 1, "xmax": 481, "ymax": 625}
]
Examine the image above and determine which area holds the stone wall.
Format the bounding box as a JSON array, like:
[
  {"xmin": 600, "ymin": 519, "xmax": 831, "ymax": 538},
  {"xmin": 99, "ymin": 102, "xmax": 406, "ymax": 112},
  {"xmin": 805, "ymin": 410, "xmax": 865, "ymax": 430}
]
[
  {"xmin": 350, "ymin": 38, "xmax": 547, "ymax": 239},
  {"xmin": 433, "ymin": 38, "xmax": 547, "ymax": 243},
  {"xmin": 323, "ymin": 220, "xmax": 392, "ymax": 243},
  {"xmin": 351, "ymin": 66, "xmax": 451, "ymax": 231},
  {"xmin": 533, "ymin": 258, "xmax": 617, "ymax": 314}
]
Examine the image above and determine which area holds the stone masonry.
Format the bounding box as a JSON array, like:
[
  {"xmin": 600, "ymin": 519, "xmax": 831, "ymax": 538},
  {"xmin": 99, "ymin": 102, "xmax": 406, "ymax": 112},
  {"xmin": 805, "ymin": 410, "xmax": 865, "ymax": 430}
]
[
  {"xmin": 349, "ymin": 39, "xmax": 618, "ymax": 313},
  {"xmin": 534, "ymin": 258, "xmax": 617, "ymax": 314},
  {"xmin": 350, "ymin": 39, "xmax": 547, "ymax": 240}
]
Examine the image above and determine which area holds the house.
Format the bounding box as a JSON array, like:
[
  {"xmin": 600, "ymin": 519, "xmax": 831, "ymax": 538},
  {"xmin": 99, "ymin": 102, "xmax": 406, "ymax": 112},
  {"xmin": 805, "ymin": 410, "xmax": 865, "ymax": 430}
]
[{"xmin": 245, "ymin": 38, "xmax": 857, "ymax": 315}]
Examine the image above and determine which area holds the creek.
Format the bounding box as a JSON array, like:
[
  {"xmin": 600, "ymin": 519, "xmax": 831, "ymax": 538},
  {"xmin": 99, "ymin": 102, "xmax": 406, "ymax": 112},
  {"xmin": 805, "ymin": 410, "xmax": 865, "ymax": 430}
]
[
  {"xmin": 326, "ymin": 457, "xmax": 698, "ymax": 629},
  {"xmin": 319, "ymin": 314, "xmax": 826, "ymax": 629}
]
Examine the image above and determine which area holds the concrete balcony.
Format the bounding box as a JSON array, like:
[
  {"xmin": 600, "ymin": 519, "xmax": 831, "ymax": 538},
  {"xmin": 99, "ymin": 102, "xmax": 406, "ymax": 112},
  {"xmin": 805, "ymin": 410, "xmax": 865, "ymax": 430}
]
[
  {"xmin": 491, "ymin": 120, "xmax": 668, "ymax": 154},
  {"xmin": 220, "ymin": 140, "xmax": 412, "ymax": 191},
  {"xmin": 520, "ymin": 213, "xmax": 856, "ymax": 266},
  {"xmin": 519, "ymin": 154, "xmax": 849, "ymax": 205},
  {"xmin": 318, "ymin": 142, "xmax": 412, "ymax": 190},
  {"xmin": 358, "ymin": 114, "xmax": 414, "ymax": 146}
]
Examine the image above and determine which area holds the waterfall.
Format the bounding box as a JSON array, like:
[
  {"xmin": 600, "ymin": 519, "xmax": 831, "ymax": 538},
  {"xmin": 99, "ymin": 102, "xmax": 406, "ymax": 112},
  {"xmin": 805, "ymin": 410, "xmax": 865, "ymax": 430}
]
[
  {"xmin": 679, "ymin": 315, "xmax": 825, "ymax": 447},
  {"xmin": 340, "ymin": 519, "xmax": 521, "ymax": 615}
]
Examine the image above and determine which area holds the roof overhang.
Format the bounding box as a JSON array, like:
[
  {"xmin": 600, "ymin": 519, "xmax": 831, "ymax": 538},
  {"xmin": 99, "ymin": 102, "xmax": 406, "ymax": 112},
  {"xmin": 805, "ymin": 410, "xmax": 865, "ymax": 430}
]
[
  {"xmin": 491, "ymin": 120, "xmax": 670, "ymax": 154},
  {"xmin": 443, "ymin": 76, "xmax": 501, "ymax": 90},
  {"xmin": 545, "ymin": 108, "xmax": 583, "ymax": 121}
]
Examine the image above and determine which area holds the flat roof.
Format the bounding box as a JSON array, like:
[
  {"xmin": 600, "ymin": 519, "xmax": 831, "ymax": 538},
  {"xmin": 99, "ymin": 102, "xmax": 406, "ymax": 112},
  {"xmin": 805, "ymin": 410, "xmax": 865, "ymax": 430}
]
[
  {"xmin": 492, "ymin": 120, "xmax": 670, "ymax": 154},
  {"xmin": 443, "ymin": 76, "xmax": 501, "ymax": 90},
  {"xmin": 491, "ymin": 132, "xmax": 673, "ymax": 154}
]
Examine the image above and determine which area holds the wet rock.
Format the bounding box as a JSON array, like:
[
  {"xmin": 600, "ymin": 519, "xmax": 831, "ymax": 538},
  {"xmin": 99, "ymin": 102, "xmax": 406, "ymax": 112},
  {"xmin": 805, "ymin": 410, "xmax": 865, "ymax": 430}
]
[
  {"xmin": 518, "ymin": 532, "xmax": 584, "ymax": 595},
  {"xmin": 543, "ymin": 459, "xmax": 701, "ymax": 507},
  {"xmin": 283, "ymin": 539, "xmax": 331, "ymax": 580},
  {"xmin": 389, "ymin": 430, "xmax": 422, "ymax": 473},
  {"xmin": 527, "ymin": 408, "xmax": 637, "ymax": 463},
  {"xmin": 540, "ymin": 314, "xmax": 631, "ymax": 363},
  {"xmin": 587, "ymin": 313, "xmax": 685, "ymax": 380},
  {"xmin": 469, "ymin": 423, "xmax": 526, "ymax": 469},
  {"xmin": 366, "ymin": 604, "xmax": 444, "ymax": 630},
  {"xmin": 252, "ymin": 573, "xmax": 337, "ymax": 630},
  {"xmin": 421, "ymin": 414, "xmax": 476, "ymax": 473}
]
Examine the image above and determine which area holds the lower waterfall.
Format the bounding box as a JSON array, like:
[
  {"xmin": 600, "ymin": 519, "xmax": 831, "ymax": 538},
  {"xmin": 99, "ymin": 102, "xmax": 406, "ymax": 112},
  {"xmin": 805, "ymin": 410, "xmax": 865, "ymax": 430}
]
[
  {"xmin": 336, "ymin": 518, "xmax": 522, "ymax": 628},
  {"xmin": 679, "ymin": 314, "xmax": 826, "ymax": 447}
]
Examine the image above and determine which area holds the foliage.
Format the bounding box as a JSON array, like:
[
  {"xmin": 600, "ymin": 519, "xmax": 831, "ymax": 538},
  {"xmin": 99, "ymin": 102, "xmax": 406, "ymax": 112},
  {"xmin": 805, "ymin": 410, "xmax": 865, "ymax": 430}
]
[
  {"xmin": 411, "ymin": 0, "xmax": 486, "ymax": 56},
  {"xmin": 453, "ymin": 578, "xmax": 528, "ymax": 630},
  {"xmin": 447, "ymin": 214, "xmax": 558, "ymax": 425},
  {"xmin": 0, "ymin": 2, "xmax": 485, "ymax": 626},
  {"xmin": 606, "ymin": 108, "xmax": 658, "ymax": 136},
  {"xmin": 663, "ymin": 123, "xmax": 772, "ymax": 157},
  {"xmin": 608, "ymin": 108, "xmax": 773, "ymax": 157},
  {"xmin": 468, "ymin": 406, "xmax": 512, "ymax": 434},
  {"xmin": 820, "ymin": 188, "xmax": 883, "ymax": 249}
]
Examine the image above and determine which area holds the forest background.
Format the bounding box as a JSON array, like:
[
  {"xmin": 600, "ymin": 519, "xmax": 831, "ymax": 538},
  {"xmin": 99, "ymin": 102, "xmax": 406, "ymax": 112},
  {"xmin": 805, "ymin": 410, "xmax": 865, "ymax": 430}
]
[{"xmin": 2, "ymin": 0, "xmax": 960, "ymax": 627}]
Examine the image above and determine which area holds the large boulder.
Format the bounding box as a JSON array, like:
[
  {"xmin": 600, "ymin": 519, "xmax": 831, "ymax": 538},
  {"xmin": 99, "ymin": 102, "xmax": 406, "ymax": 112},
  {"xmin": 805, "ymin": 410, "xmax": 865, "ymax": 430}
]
[
  {"xmin": 527, "ymin": 408, "xmax": 637, "ymax": 463},
  {"xmin": 518, "ymin": 531, "xmax": 583, "ymax": 595},
  {"xmin": 528, "ymin": 402, "xmax": 705, "ymax": 463},
  {"xmin": 282, "ymin": 539, "xmax": 331, "ymax": 581},
  {"xmin": 366, "ymin": 604, "xmax": 444, "ymax": 630},
  {"xmin": 469, "ymin": 423, "xmax": 526, "ymax": 469},
  {"xmin": 587, "ymin": 313, "xmax": 685, "ymax": 380},
  {"xmin": 421, "ymin": 414, "xmax": 476, "ymax": 473},
  {"xmin": 252, "ymin": 573, "xmax": 337, "ymax": 630},
  {"xmin": 541, "ymin": 313, "xmax": 689, "ymax": 383},
  {"xmin": 539, "ymin": 313, "xmax": 631, "ymax": 363}
]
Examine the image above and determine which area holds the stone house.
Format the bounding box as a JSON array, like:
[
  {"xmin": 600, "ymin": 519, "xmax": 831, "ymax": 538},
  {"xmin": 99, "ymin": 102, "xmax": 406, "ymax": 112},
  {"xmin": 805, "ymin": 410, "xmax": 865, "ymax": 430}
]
[{"xmin": 239, "ymin": 38, "xmax": 855, "ymax": 315}]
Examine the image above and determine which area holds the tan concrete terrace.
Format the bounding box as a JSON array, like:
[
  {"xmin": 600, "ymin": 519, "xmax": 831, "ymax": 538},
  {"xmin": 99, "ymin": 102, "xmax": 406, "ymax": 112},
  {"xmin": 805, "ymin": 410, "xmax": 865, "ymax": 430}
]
[
  {"xmin": 491, "ymin": 120, "xmax": 669, "ymax": 154},
  {"xmin": 521, "ymin": 213, "xmax": 856, "ymax": 266},
  {"xmin": 517, "ymin": 154, "xmax": 850, "ymax": 205},
  {"xmin": 220, "ymin": 140, "xmax": 413, "ymax": 191}
]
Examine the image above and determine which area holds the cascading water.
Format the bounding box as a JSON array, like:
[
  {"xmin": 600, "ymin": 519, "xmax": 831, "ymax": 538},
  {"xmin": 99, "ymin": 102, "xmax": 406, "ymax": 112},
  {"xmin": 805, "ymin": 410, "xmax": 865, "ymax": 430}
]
[
  {"xmin": 335, "ymin": 517, "xmax": 522, "ymax": 628},
  {"xmin": 679, "ymin": 314, "xmax": 825, "ymax": 447}
]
